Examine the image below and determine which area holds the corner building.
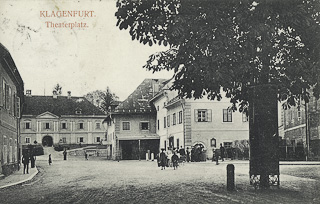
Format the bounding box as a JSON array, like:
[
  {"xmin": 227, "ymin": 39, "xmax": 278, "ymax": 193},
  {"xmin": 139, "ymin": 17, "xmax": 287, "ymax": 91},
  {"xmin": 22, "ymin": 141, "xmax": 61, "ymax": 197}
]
[{"xmin": 0, "ymin": 43, "xmax": 24, "ymax": 176}]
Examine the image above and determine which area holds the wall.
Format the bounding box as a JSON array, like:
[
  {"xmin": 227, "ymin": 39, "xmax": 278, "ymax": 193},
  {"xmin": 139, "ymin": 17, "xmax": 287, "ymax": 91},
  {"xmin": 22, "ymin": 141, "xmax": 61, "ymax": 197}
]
[{"xmin": 0, "ymin": 59, "xmax": 19, "ymax": 175}]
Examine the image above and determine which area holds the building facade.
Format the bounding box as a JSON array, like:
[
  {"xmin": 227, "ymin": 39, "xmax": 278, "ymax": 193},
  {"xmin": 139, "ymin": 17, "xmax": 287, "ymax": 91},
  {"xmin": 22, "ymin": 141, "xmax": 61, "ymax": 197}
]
[
  {"xmin": 20, "ymin": 92, "xmax": 106, "ymax": 149},
  {"xmin": 282, "ymin": 93, "xmax": 320, "ymax": 160},
  {"xmin": 104, "ymin": 79, "xmax": 167, "ymax": 160},
  {"xmin": 0, "ymin": 43, "xmax": 24, "ymax": 176},
  {"xmin": 151, "ymin": 80, "xmax": 249, "ymax": 160}
]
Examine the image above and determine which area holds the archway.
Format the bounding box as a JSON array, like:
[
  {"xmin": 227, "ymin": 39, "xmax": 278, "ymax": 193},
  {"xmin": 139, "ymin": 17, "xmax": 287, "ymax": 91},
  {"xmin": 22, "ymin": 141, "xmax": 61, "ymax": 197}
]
[
  {"xmin": 42, "ymin": 135, "xmax": 53, "ymax": 147},
  {"xmin": 192, "ymin": 142, "xmax": 206, "ymax": 162}
]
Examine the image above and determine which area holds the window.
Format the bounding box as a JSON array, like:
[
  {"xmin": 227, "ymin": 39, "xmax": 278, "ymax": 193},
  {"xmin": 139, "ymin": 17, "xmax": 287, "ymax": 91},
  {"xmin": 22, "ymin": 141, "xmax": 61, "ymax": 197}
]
[
  {"xmin": 167, "ymin": 115, "xmax": 170, "ymax": 127},
  {"xmin": 223, "ymin": 109, "xmax": 232, "ymax": 122},
  {"xmin": 169, "ymin": 137, "xmax": 174, "ymax": 148},
  {"xmin": 157, "ymin": 106, "xmax": 159, "ymax": 111},
  {"xmin": 195, "ymin": 109, "xmax": 212, "ymax": 122},
  {"xmin": 297, "ymin": 107, "xmax": 301, "ymax": 121},
  {"xmin": 173, "ymin": 113, "xmax": 176, "ymax": 125},
  {"xmin": 157, "ymin": 120, "xmax": 159, "ymax": 130},
  {"xmin": 77, "ymin": 137, "xmax": 84, "ymax": 143},
  {"xmin": 75, "ymin": 109, "xmax": 82, "ymax": 114},
  {"xmin": 61, "ymin": 122, "xmax": 67, "ymax": 129},
  {"xmin": 96, "ymin": 137, "xmax": 101, "ymax": 143},
  {"xmin": 25, "ymin": 137, "xmax": 31, "ymax": 144},
  {"xmin": 178, "ymin": 111, "xmax": 183, "ymax": 124},
  {"xmin": 45, "ymin": 122, "xmax": 50, "ymax": 129},
  {"xmin": 62, "ymin": 137, "xmax": 67, "ymax": 143},
  {"xmin": 177, "ymin": 138, "xmax": 179, "ymax": 149},
  {"xmin": 164, "ymin": 117, "xmax": 166, "ymax": 128},
  {"xmin": 96, "ymin": 122, "xmax": 101, "ymax": 129},
  {"xmin": 25, "ymin": 122, "xmax": 31, "ymax": 129},
  {"xmin": 8, "ymin": 86, "xmax": 11, "ymax": 114},
  {"xmin": 122, "ymin": 122, "xmax": 130, "ymax": 130},
  {"xmin": 242, "ymin": 112, "xmax": 249, "ymax": 122},
  {"xmin": 211, "ymin": 138, "xmax": 216, "ymax": 147},
  {"xmin": 16, "ymin": 96, "xmax": 21, "ymax": 118},
  {"xmin": 9, "ymin": 138, "xmax": 12, "ymax": 162},
  {"xmin": 3, "ymin": 136, "xmax": 7, "ymax": 164},
  {"xmin": 79, "ymin": 122, "xmax": 84, "ymax": 129},
  {"xmin": 141, "ymin": 122, "xmax": 149, "ymax": 130}
]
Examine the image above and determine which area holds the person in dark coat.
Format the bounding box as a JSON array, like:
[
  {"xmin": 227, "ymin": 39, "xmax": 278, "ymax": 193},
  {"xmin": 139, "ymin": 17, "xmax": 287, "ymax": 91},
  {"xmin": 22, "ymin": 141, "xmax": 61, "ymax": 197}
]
[
  {"xmin": 186, "ymin": 147, "xmax": 190, "ymax": 162},
  {"xmin": 48, "ymin": 154, "xmax": 52, "ymax": 165},
  {"xmin": 191, "ymin": 147, "xmax": 195, "ymax": 162},
  {"xmin": 179, "ymin": 146, "xmax": 185, "ymax": 156},
  {"xmin": 220, "ymin": 143, "xmax": 225, "ymax": 161},
  {"xmin": 30, "ymin": 154, "xmax": 36, "ymax": 168},
  {"xmin": 22, "ymin": 154, "xmax": 30, "ymax": 174},
  {"xmin": 85, "ymin": 152, "xmax": 88, "ymax": 160},
  {"xmin": 159, "ymin": 149, "xmax": 167, "ymax": 170},
  {"xmin": 171, "ymin": 151, "xmax": 179, "ymax": 170},
  {"xmin": 214, "ymin": 148, "xmax": 219, "ymax": 165},
  {"xmin": 63, "ymin": 150, "xmax": 67, "ymax": 160}
]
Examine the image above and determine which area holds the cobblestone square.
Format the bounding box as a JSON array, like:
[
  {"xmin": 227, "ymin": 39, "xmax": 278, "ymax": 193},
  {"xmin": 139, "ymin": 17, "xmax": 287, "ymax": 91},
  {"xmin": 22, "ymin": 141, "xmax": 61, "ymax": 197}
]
[{"xmin": 1, "ymin": 155, "xmax": 320, "ymax": 204}]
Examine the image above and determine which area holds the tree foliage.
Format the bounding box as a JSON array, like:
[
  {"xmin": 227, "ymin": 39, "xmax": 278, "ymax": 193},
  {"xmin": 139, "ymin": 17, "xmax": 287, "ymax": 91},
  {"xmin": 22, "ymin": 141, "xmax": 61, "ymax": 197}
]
[
  {"xmin": 53, "ymin": 83, "xmax": 62, "ymax": 95},
  {"xmin": 84, "ymin": 87, "xmax": 119, "ymax": 113},
  {"xmin": 116, "ymin": 0, "xmax": 320, "ymax": 111}
]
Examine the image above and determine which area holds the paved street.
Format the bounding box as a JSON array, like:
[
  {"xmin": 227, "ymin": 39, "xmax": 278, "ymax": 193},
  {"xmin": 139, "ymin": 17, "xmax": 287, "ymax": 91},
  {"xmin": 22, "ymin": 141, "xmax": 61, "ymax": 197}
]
[{"xmin": 1, "ymin": 156, "xmax": 320, "ymax": 204}]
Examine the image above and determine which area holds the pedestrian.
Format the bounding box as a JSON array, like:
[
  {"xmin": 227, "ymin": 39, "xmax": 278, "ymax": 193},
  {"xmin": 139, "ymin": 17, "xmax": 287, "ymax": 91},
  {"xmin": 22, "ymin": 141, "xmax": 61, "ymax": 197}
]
[
  {"xmin": 48, "ymin": 154, "xmax": 52, "ymax": 165},
  {"xmin": 186, "ymin": 147, "xmax": 190, "ymax": 162},
  {"xmin": 179, "ymin": 146, "xmax": 185, "ymax": 156},
  {"xmin": 220, "ymin": 143, "xmax": 225, "ymax": 161},
  {"xmin": 63, "ymin": 150, "xmax": 67, "ymax": 160},
  {"xmin": 214, "ymin": 148, "xmax": 219, "ymax": 165},
  {"xmin": 30, "ymin": 154, "xmax": 36, "ymax": 168},
  {"xmin": 159, "ymin": 148, "xmax": 167, "ymax": 170},
  {"xmin": 85, "ymin": 152, "xmax": 88, "ymax": 160},
  {"xmin": 171, "ymin": 151, "xmax": 179, "ymax": 170},
  {"xmin": 22, "ymin": 154, "xmax": 30, "ymax": 174},
  {"xmin": 191, "ymin": 146, "xmax": 195, "ymax": 162}
]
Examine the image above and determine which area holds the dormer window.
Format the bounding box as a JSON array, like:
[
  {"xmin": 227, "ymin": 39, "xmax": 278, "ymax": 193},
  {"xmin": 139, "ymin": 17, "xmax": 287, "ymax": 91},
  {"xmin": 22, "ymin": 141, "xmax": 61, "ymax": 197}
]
[{"xmin": 75, "ymin": 108, "xmax": 82, "ymax": 114}]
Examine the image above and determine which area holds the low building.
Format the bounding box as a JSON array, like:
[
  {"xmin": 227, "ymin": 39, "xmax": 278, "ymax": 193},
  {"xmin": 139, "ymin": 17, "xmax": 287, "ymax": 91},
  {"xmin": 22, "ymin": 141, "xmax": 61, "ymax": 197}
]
[
  {"xmin": 104, "ymin": 79, "xmax": 167, "ymax": 160},
  {"xmin": 20, "ymin": 91, "xmax": 106, "ymax": 149},
  {"xmin": 0, "ymin": 43, "xmax": 24, "ymax": 176},
  {"xmin": 151, "ymin": 80, "xmax": 249, "ymax": 160}
]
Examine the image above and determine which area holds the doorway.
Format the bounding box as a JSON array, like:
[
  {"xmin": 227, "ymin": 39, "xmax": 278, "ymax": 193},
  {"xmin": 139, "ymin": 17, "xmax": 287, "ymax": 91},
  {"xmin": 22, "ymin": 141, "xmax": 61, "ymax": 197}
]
[{"xmin": 42, "ymin": 135, "xmax": 53, "ymax": 147}]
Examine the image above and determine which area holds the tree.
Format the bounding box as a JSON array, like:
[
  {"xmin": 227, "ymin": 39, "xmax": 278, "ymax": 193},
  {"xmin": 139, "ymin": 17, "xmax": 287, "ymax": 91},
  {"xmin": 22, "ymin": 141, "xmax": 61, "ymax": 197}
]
[
  {"xmin": 116, "ymin": 0, "xmax": 320, "ymax": 187},
  {"xmin": 84, "ymin": 87, "xmax": 119, "ymax": 113},
  {"xmin": 116, "ymin": 0, "xmax": 320, "ymax": 108},
  {"xmin": 53, "ymin": 83, "xmax": 62, "ymax": 95}
]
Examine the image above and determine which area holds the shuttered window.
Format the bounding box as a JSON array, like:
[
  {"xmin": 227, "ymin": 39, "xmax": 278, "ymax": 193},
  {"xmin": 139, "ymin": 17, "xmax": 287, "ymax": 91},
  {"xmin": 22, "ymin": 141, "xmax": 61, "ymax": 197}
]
[
  {"xmin": 223, "ymin": 109, "xmax": 232, "ymax": 122},
  {"xmin": 194, "ymin": 109, "xmax": 212, "ymax": 122}
]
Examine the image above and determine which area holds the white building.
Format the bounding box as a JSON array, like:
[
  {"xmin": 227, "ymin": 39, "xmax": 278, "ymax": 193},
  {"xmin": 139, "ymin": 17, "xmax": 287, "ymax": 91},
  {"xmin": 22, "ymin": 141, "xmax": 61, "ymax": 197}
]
[{"xmin": 151, "ymin": 80, "xmax": 249, "ymax": 160}]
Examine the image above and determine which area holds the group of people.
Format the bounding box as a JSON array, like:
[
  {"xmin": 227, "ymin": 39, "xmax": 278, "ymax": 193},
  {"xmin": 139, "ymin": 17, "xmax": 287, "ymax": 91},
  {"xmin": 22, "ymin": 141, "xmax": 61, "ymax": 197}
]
[
  {"xmin": 157, "ymin": 146, "xmax": 189, "ymax": 170},
  {"xmin": 21, "ymin": 153, "xmax": 36, "ymax": 174},
  {"xmin": 157, "ymin": 143, "xmax": 227, "ymax": 169},
  {"xmin": 212, "ymin": 143, "xmax": 226, "ymax": 165}
]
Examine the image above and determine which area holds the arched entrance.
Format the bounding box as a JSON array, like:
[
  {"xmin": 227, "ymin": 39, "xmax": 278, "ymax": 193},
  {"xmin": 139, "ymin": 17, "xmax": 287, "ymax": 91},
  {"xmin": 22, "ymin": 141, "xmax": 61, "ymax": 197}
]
[
  {"xmin": 42, "ymin": 135, "xmax": 53, "ymax": 147},
  {"xmin": 192, "ymin": 142, "xmax": 206, "ymax": 162}
]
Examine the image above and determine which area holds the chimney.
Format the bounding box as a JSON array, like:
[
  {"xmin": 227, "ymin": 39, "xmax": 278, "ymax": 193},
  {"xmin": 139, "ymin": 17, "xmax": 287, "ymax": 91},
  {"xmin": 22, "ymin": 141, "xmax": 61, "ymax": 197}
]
[
  {"xmin": 67, "ymin": 91, "xmax": 71, "ymax": 99},
  {"xmin": 53, "ymin": 90, "xmax": 57, "ymax": 99},
  {"xmin": 26, "ymin": 90, "xmax": 32, "ymax": 97}
]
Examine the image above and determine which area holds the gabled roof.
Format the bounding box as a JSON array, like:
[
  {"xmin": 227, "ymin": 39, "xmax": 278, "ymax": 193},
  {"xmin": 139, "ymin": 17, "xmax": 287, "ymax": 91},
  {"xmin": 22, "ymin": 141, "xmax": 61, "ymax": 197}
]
[
  {"xmin": 22, "ymin": 95, "xmax": 106, "ymax": 117},
  {"xmin": 114, "ymin": 78, "xmax": 168, "ymax": 114}
]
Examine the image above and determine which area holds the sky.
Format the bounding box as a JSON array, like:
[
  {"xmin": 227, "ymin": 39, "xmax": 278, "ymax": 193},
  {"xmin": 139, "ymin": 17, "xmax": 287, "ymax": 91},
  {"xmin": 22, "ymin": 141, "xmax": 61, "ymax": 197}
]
[{"xmin": 0, "ymin": 0, "xmax": 173, "ymax": 100}]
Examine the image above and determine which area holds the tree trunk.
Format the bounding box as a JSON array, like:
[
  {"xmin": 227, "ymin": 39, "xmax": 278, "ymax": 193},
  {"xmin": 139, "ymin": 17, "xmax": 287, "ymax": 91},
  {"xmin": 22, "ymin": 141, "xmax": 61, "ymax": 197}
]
[{"xmin": 249, "ymin": 84, "xmax": 280, "ymax": 188}]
